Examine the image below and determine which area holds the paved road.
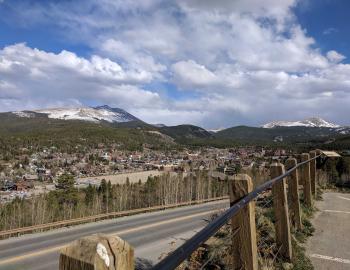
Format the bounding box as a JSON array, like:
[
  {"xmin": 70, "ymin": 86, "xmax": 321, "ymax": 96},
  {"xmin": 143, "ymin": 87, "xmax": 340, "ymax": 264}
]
[
  {"xmin": 0, "ymin": 200, "xmax": 228, "ymax": 270},
  {"xmin": 307, "ymin": 192, "xmax": 350, "ymax": 270}
]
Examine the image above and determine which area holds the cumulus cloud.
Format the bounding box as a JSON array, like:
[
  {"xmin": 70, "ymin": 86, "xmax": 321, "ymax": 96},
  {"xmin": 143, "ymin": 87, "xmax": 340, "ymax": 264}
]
[
  {"xmin": 1, "ymin": 0, "xmax": 350, "ymax": 127},
  {"xmin": 171, "ymin": 60, "xmax": 219, "ymax": 89},
  {"xmin": 326, "ymin": 50, "xmax": 346, "ymax": 63},
  {"xmin": 0, "ymin": 43, "xmax": 162, "ymax": 111}
]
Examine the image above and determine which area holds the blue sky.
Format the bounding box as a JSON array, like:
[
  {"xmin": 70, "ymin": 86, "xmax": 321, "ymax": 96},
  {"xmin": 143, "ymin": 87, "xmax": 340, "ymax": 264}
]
[
  {"xmin": 0, "ymin": 0, "xmax": 350, "ymax": 128},
  {"xmin": 295, "ymin": 0, "xmax": 350, "ymax": 61}
]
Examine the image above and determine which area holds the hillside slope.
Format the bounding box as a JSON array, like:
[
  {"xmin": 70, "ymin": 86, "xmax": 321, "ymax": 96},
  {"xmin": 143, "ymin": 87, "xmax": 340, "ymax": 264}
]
[
  {"xmin": 160, "ymin": 125, "xmax": 213, "ymax": 141},
  {"xmin": 215, "ymin": 125, "xmax": 343, "ymax": 144}
]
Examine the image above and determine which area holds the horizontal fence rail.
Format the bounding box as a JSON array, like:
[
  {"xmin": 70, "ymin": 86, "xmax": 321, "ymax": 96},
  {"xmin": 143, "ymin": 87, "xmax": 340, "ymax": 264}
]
[
  {"xmin": 151, "ymin": 154, "xmax": 321, "ymax": 270},
  {"xmin": 0, "ymin": 196, "xmax": 228, "ymax": 238}
]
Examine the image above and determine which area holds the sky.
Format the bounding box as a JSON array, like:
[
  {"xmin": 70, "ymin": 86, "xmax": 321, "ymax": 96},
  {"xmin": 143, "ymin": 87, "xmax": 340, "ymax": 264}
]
[{"xmin": 0, "ymin": 0, "xmax": 350, "ymax": 128}]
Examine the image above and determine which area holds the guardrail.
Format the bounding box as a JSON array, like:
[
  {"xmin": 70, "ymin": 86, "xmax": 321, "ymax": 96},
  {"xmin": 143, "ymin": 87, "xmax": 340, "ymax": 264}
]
[
  {"xmin": 0, "ymin": 196, "xmax": 228, "ymax": 239},
  {"xmin": 59, "ymin": 150, "xmax": 325, "ymax": 270}
]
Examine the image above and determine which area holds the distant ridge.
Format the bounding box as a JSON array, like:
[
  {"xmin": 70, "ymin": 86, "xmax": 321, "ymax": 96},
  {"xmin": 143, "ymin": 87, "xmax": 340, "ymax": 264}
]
[
  {"xmin": 3, "ymin": 107, "xmax": 350, "ymax": 145},
  {"xmin": 262, "ymin": 117, "xmax": 340, "ymax": 128},
  {"xmin": 152, "ymin": 123, "xmax": 167, "ymax": 128},
  {"xmin": 12, "ymin": 105, "xmax": 140, "ymax": 123}
]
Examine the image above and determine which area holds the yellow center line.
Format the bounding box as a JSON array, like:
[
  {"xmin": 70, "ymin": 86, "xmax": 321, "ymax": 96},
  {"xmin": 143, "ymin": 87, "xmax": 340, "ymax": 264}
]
[{"xmin": 0, "ymin": 208, "xmax": 223, "ymax": 265}]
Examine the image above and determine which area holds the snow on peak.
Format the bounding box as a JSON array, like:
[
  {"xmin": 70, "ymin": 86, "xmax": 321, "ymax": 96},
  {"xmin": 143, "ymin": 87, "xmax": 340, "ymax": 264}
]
[
  {"xmin": 262, "ymin": 117, "xmax": 340, "ymax": 128},
  {"xmin": 12, "ymin": 111, "xmax": 36, "ymax": 118},
  {"xmin": 12, "ymin": 106, "xmax": 139, "ymax": 123},
  {"xmin": 208, "ymin": 128, "xmax": 225, "ymax": 133}
]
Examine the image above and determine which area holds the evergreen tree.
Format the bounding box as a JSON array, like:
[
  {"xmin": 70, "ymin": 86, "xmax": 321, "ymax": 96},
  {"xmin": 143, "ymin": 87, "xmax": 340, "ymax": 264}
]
[
  {"xmin": 57, "ymin": 173, "xmax": 75, "ymax": 190},
  {"xmin": 85, "ymin": 184, "xmax": 95, "ymax": 206}
]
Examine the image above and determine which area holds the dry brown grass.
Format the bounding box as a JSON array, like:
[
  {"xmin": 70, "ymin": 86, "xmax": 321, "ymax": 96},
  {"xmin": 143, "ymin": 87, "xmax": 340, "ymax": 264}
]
[{"xmin": 176, "ymin": 194, "xmax": 316, "ymax": 270}]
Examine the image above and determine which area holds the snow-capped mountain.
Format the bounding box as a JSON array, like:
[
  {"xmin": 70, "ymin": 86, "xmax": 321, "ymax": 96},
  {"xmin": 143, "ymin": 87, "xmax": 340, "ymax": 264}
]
[
  {"xmin": 208, "ymin": 128, "xmax": 225, "ymax": 133},
  {"xmin": 262, "ymin": 117, "xmax": 340, "ymax": 128},
  {"xmin": 12, "ymin": 105, "xmax": 140, "ymax": 123},
  {"xmin": 152, "ymin": 123, "xmax": 167, "ymax": 128}
]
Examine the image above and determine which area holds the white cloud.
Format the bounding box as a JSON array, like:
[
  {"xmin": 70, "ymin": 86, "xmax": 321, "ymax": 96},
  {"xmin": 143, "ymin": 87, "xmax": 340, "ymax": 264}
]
[
  {"xmin": 100, "ymin": 39, "xmax": 167, "ymax": 75},
  {"xmin": 0, "ymin": 43, "xmax": 162, "ymax": 111},
  {"xmin": 178, "ymin": 0, "xmax": 297, "ymax": 20},
  {"xmin": 2, "ymin": 0, "xmax": 350, "ymax": 127},
  {"xmin": 171, "ymin": 60, "xmax": 219, "ymax": 89},
  {"xmin": 323, "ymin": 27, "xmax": 338, "ymax": 35},
  {"xmin": 326, "ymin": 50, "xmax": 346, "ymax": 63}
]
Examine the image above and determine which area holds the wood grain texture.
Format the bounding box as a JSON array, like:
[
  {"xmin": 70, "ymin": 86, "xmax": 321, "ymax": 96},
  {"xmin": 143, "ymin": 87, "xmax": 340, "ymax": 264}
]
[
  {"xmin": 59, "ymin": 234, "xmax": 134, "ymax": 270},
  {"xmin": 285, "ymin": 158, "xmax": 302, "ymax": 231},
  {"xmin": 309, "ymin": 151, "xmax": 317, "ymax": 197},
  {"xmin": 229, "ymin": 174, "xmax": 258, "ymax": 270},
  {"xmin": 270, "ymin": 163, "xmax": 292, "ymax": 261},
  {"xmin": 301, "ymin": 153, "xmax": 312, "ymax": 207}
]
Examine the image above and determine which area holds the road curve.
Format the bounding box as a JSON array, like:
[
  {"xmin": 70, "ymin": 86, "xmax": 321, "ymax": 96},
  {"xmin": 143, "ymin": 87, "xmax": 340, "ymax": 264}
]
[{"xmin": 0, "ymin": 200, "xmax": 228, "ymax": 270}]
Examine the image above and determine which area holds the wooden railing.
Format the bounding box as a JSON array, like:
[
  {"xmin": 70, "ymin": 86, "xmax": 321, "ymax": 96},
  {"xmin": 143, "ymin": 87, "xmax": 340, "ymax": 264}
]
[{"xmin": 58, "ymin": 150, "xmax": 324, "ymax": 270}]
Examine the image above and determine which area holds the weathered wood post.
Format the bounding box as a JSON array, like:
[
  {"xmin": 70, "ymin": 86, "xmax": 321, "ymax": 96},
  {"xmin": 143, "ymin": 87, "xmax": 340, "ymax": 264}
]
[
  {"xmin": 301, "ymin": 153, "xmax": 312, "ymax": 207},
  {"xmin": 229, "ymin": 174, "xmax": 258, "ymax": 270},
  {"xmin": 270, "ymin": 163, "xmax": 292, "ymax": 260},
  {"xmin": 59, "ymin": 234, "xmax": 134, "ymax": 270},
  {"xmin": 315, "ymin": 149, "xmax": 322, "ymax": 185},
  {"xmin": 309, "ymin": 151, "xmax": 317, "ymax": 197},
  {"xmin": 285, "ymin": 158, "xmax": 302, "ymax": 231}
]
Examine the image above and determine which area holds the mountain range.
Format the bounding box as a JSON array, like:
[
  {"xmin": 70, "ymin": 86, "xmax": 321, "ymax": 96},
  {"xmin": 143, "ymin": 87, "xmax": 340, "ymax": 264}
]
[
  {"xmin": 262, "ymin": 117, "xmax": 340, "ymax": 128},
  {"xmin": 2, "ymin": 105, "xmax": 349, "ymax": 145},
  {"xmin": 9, "ymin": 106, "xmax": 343, "ymax": 128}
]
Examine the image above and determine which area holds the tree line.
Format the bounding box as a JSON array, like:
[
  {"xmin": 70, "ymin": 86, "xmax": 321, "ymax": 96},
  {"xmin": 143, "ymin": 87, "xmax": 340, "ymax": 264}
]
[{"xmin": 0, "ymin": 171, "xmax": 227, "ymax": 231}]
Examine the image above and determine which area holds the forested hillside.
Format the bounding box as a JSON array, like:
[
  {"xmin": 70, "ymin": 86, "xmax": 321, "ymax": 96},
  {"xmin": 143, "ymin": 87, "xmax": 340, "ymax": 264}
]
[
  {"xmin": 0, "ymin": 112, "xmax": 348, "ymax": 152},
  {"xmin": 0, "ymin": 114, "xmax": 179, "ymax": 159}
]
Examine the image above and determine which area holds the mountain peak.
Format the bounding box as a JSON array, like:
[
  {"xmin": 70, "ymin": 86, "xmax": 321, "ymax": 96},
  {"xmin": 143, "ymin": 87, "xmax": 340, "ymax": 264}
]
[
  {"xmin": 262, "ymin": 117, "xmax": 340, "ymax": 128},
  {"xmin": 11, "ymin": 105, "xmax": 140, "ymax": 123},
  {"xmin": 94, "ymin": 105, "xmax": 113, "ymax": 110}
]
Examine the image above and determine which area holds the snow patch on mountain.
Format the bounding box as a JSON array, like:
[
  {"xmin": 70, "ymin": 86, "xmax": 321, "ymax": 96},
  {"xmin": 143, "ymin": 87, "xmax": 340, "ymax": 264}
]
[
  {"xmin": 152, "ymin": 123, "xmax": 167, "ymax": 128},
  {"xmin": 262, "ymin": 117, "xmax": 340, "ymax": 128},
  {"xmin": 12, "ymin": 105, "xmax": 139, "ymax": 123},
  {"xmin": 12, "ymin": 111, "xmax": 36, "ymax": 118},
  {"xmin": 335, "ymin": 127, "xmax": 350, "ymax": 135},
  {"xmin": 208, "ymin": 128, "xmax": 225, "ymax": 133}
]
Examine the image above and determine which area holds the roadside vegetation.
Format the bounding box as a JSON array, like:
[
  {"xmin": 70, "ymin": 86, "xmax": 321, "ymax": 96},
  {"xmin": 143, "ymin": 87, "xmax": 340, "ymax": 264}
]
[
  {"xmin": 0, "ymin": 171, "xmax": 227, "ymax": 232},
  {"xmin": 178, "ymin": 158, "xmax": 350, "ymax": 270},
  {"xmin": 317, "ymin": 157, "xmax": 350, "ymax": 190},
  {"xmin": 178, "ymin": 194, "xmax": 318, "ymax": 270}
]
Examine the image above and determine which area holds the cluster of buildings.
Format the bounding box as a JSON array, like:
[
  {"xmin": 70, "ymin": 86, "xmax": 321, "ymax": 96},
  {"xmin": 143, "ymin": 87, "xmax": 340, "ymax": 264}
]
[{"xmin": 0, "ymin": 144, "xmax": 290, "ymax": 204}]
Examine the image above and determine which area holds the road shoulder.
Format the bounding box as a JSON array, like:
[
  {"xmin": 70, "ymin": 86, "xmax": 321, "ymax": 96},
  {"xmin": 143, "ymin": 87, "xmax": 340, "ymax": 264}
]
[{"xmin": 307, "ymin": 192, "xmax": 350, "ymax": 270}]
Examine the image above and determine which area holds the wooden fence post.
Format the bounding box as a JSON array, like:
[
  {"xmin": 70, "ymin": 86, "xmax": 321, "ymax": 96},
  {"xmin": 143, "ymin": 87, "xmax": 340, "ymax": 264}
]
[
  {"xmin": 301, "ymin": 153, "xmax": 312, "ymax": 207},
  {"xmin": 309, "ymin": 151, "xmax": 317, "ymax": 197},
  {"xmin": 270, "ymin": 163, "xmax": 292, "ymax": 261},
  {"xmin": 59, "ymin": 234, "xmax": 134, "ymax": 270},
  {"xmin": 229, "ymin": 174, "xmax": 258, "ymax": 270},
  {"xmin": 285, "ymin": 158, "xmax": 302, "ymax": 231}
]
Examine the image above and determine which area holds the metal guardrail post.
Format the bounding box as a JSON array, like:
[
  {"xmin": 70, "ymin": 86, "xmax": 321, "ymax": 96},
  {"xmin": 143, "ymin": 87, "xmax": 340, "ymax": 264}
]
[
  {"xmin": 59, "ymin": 234, "xmax": 134, "ymax": 270},
  {"xmin": 270, "ymin": 163, "xmax": 292, "ymax": 261},
  {"xmin": 229, "ymin": 174, "xmax": 258, "ymax": 270},
  {"xmin": 301, "ymin": 153, "xmax": 312, "ymax": 207},
  {"xmin": 285, "ymin": 158, "xmax": 302, "ymax": 231}
]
